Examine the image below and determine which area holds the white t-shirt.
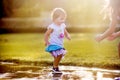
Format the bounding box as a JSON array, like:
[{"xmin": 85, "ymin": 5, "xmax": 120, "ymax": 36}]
[{"xmin": 48, "ymin": 23, "xmax": 66, "ymax": 47}]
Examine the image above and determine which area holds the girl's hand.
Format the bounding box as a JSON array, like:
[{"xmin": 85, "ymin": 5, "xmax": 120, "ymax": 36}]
[
  {"xmin": 67, "ymin": 35, "xmax": 71, "ymax": 40},
  {"xmin": 95, "ymin": 34, "xmax": 103, "ymax": 42},
  {"xmin": 45, "ymin": 41, "xmax": 50, "ymax": 46}
]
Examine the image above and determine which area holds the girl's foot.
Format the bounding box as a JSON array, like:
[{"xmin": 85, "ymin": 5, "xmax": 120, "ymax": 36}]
[{"xmin": 52, "ymin": 67, "xmax": 62, "ymax": 74}]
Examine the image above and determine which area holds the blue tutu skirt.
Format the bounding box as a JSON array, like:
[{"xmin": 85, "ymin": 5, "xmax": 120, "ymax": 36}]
[{"xmin": 45, "ymin": 45, "xmax": 66, "ymax": 57}]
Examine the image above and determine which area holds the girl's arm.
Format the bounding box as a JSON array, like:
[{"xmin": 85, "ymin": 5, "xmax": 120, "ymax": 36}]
[
  {"xmin": 44, "ymin": 28, "xmax": 53, "ymax": 46},
  {"xmin": 64, "ymin": 28, "xmax": 71, "ymax": 40},
  {"xmin": 96, "ymin": 14, "xmax": 117, "ymax": 42}
]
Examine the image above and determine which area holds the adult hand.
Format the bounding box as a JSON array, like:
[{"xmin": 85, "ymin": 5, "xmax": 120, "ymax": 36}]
[
  {"xmin": 95, "ymin": 34, "xmax": 103, "ymax": 42},
  {"xmin": 107, "ymin": 33, "xmax": 117, "ymax": 41}
]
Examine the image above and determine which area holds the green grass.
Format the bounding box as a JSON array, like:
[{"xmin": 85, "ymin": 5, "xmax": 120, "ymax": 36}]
[{"xmin": 0, "ymin": 33, "xmax": 120, "ymax": 69}]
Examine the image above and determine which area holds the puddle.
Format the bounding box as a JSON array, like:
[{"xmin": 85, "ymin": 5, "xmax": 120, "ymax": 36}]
[{"xmin": 0, "ymin": 62, "xmax": 120, "ymax": 80}]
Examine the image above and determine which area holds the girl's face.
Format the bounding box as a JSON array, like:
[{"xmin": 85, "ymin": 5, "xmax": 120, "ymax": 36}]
[{"xmin": 54, "ymin": 15, "xmax": 66, "ymax": 25}]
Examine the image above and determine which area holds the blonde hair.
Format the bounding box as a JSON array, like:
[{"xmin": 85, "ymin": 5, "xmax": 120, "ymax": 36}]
[
  {"xmin": 51, "ymin": 8, "xmax": 67, "ymax": 21},
  {"xmin": 102, "ymin": 0, "xmax": 120, "ymax": 19}
]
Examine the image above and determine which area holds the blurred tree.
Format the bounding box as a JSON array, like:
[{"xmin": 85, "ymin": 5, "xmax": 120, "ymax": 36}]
[
  {"xmin": 0, "ymin": 0, "xmax": 4, "ymax": 18},
  {"xmin": 1, "ymin": 0, "xmax": 25, "ymax": 17},
  {"xmin": 0, "ymin": 0, "xmax": 106, "ymax": 27}
]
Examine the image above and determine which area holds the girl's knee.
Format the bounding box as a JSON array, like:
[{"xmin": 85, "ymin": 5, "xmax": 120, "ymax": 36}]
[{"xmin": 58, "ymin": 54, "xmax": 63, "ymax": 57}]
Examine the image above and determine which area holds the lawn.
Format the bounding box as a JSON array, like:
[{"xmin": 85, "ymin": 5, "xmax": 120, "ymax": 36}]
[{"xmin": 0, "ymin": 33, "xmax": 120, "ymax": 69}]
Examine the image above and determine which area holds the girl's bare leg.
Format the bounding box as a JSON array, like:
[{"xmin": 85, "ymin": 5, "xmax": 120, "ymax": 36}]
[{"xmin": 53, "ymin": 54, "xmax": 63, "ymax": 68}]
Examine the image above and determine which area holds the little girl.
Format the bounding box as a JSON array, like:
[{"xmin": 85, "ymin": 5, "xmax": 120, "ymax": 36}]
[{"xmin": 44, "ymin": 8, "xmax": 71, "ymax": 73}]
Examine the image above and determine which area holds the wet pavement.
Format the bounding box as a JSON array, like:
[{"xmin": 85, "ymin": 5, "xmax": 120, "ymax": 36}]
[{"xmin": 0, "ymin": 62, "xmax": 120, "ymax": 80}]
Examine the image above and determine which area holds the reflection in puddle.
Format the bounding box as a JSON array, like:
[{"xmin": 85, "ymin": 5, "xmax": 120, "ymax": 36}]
[{"xmin": 0, "ymin": 62, "xmax": 120, "ymax": 80}]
